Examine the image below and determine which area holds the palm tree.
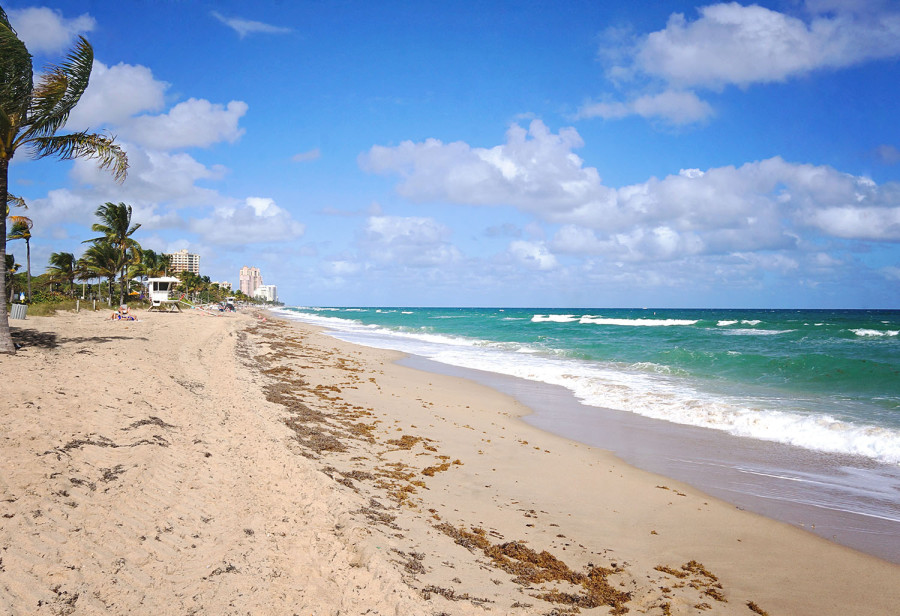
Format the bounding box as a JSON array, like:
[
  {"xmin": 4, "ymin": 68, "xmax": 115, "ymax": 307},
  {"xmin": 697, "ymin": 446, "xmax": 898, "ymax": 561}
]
[
  {"xmin": 78, "ymin": 242, "xmax": 120, "ymax": 306},
  {"xmin": 0, "ymin": 9, "xmax": 128, "ymax": 354},
  {"xmin": 85, "ymin": 202, "xmax": 141, "ymax": 306},
  {"xmin": 47, "ymin": 251, "xmax": 76, "ymax": 296},
  {"xmin": 4, "ymin": 253, "xmax": 18, "ymax": 302},
  {"xmin": 7, "ymin": 215, "xmax": 32, "ymax": 301}
]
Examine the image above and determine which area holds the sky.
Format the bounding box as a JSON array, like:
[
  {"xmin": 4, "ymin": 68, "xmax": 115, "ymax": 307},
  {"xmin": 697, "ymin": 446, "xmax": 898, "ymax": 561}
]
[{"xmin": 5, "ymin": 0, "xmax": 900, "ymax": 308}]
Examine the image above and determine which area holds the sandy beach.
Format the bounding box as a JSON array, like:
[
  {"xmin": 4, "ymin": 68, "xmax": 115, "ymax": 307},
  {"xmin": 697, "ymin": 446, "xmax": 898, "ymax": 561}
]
[{"xmin": 1, "ymin": 308, "xmax": 898, "ymax": 615}]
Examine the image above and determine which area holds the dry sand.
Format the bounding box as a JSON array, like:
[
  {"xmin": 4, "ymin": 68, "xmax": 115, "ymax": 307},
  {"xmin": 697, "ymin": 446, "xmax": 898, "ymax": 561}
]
[{"xmin": 1, "ymin": 308, "xmax": 897, "ymax": 615}]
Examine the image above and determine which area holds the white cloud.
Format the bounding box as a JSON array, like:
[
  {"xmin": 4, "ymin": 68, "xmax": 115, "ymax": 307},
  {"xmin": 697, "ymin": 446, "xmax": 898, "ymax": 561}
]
[
  {"xmin": 122, "ymin": 98, "xmax": 248, "ymax": 150},
  {"xmin": 631, "ymin": 2, "xmax": 900, "ymax": 89},
  {"xmin": 189, "ymin": 197, "xmax": 305, "ymax": 245},
  {"xmin": 361, "ymin": 119, "xmax": 613, "ymax": 213},
  {"xmin": 211, "ymin": 11, "xmax": 292, "ymax": 38},
  {"xmin": 62, "ymin": 61, "xmax": 247, "ymax": 153},
  {"xmin": 592, "ymin": 2, "xmax": 900, "ymax": 124},
  {"xmin": 577, "ymin": 90, "xmax": 714, "ymax": 125},
  {"xmin": 245, "ymin": 197, "xmax": 282, "ymax": 217},
  {"xmin": 69, "ymin": 143, "xmax": 227, "ymax": 207},
  {"xmin": 66, "ymin": 61, "xmax": 169, "ymax": 130},
  {"xmin": 7, "ymin": 6, "xmax": 95, "ymax": 54},
  {"xmin": 508, "ymin": 240, "xmax": 558, "ymax": 270},
  {"xmin": 363, "ymin": 216, "xmax": 461, "ymax": 267},
  {"xmin": 363, "ymin": 121, "xmax": 900, "ymax": 264},
  {"xmin": 802, "ymin": 206, "xmax": 900, "ymax": 240}
]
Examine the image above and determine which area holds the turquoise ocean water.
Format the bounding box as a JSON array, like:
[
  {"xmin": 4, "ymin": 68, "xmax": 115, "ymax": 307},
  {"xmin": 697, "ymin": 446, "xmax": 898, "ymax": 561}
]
[{"xmin": 278, "ymin": 306, "xmax": 900, "ymax": 465}]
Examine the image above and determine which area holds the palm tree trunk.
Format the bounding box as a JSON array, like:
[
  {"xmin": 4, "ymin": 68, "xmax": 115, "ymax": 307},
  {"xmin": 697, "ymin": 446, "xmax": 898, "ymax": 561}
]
[
  {"xmin": 25, "ymin": 238, "xmax": 31, "ymax": 303},
  {"xmin": 0, "ymin": 158, "xmax": 17, "ymax": 354}
]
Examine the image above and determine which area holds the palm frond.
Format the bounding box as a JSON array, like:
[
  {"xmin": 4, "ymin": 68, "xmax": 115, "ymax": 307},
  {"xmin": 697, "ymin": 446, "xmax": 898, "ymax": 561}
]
[
  {"xmin": 5, "ymin": 193, "xmax": 26, "ymax": 217},
  {"xmin": 29, "ymin": 68, "xmax": 68, "ymax": 129},
  {"xmin": 0, "ymin": 22, "xmax": 33, "ymax": 154},
  {"xmin": 27, "ymin": 37, "xmax": 94, "ymax": 137},
  {"xmin": 28, "ymin": 131, "xmax": 129, "ymax": 182},
  {"xmin": 7, "ymin": 217, "xmax": 32, "ymax": 240},
  {"xmin": 7, "ymin": 215, "xmax": 32, "ymax": 228}
]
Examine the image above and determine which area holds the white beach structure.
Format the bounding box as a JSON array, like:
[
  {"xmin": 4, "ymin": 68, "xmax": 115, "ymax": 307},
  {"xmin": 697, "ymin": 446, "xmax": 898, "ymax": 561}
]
[{"xmin": 147, "ymin": 277, "xmax": 183, "ymax": 312}]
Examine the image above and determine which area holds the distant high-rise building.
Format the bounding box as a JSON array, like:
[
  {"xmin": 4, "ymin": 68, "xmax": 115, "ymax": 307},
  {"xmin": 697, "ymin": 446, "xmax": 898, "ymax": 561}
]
[
  {"xmin": 239, "ymin": 266, "xmax": 263, "ymax": 296},
  {"xmin": 254, "ymin": 285, "xmax": 278, "ymax": 303},
  {"xmin": 167, "ymin": 249, "xmax": 200, "ymax": 275}
]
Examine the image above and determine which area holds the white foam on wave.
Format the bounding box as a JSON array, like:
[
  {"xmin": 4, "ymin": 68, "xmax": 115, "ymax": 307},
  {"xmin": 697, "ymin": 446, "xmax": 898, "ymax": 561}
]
[
  {"xmin": 717, "ymin": 320, "xmax": 738, "ymax": 326},
  {"xmin": 277, "ymin": 308, "xmax": 900, "ymax": 466},
  {"xmin": 580, "ymin": 316, "xmax": 699, "ymax": 326},
  {"xmin": 721, "ymin": 329, "xmax": 794, "ymax": 336},
  {"xmin": 852, "ymin": 329, "xmax": 899, "ymax": 337},
  {"xmin": 532, "ymin": 314, "xmax": 698, "ymax": 327},
  {"xmin": 532, "ymin": 314, "xmax": 579, "ymax": 323}
]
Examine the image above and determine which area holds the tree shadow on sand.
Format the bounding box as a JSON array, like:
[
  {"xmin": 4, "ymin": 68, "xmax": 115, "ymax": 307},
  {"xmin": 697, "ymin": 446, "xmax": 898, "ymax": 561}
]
[{"xmin": 10, "ymin": 327, "xmax": 148, "ymax": 350}]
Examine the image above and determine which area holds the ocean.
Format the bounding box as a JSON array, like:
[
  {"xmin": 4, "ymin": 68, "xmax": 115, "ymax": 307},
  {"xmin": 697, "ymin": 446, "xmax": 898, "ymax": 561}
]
[{"xmin": 274, "ymin": 306, "xmax": 900, "ymax": 560}]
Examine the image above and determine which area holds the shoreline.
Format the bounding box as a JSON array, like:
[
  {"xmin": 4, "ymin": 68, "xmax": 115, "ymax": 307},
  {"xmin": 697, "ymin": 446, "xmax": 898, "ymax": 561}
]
[
  {"xmin": 398, "ymin": 355, "xmax": 900, "ymax": 564},
  {"xmin": 1, "ymin": 309, "xmax": 897, "ymax": 615},
  {"xmin": 257, "ymin": 313, "xmax": 899, "ymax": 615}
]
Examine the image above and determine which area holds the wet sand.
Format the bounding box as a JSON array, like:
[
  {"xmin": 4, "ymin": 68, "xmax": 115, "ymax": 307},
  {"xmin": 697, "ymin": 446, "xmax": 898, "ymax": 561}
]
[{"xmin": 402, "ymin": 356, "xmax": 900, "ymax": 564}]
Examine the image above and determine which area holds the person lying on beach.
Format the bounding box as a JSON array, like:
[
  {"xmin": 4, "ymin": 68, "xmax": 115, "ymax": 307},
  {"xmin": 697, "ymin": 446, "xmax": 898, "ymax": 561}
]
[{"xmin": 111, "ymin": 305, "xmax": 136, "ymax": 321}]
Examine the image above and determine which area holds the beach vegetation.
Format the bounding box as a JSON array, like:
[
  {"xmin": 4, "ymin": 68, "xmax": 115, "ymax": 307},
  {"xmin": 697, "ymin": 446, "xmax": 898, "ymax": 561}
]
[
  {"xmin": 0, "ymin": 7, "xmax": 128, "ymax": 353},
  {"xmin": 46, "ymin": 252, "xmax": 77, "ymax": 296},
  {"xmin": 84, "ymin": 202, "xmax": 142, "ymax": 307},
  {"xmin": 4, "ymin": 252, "xmax": 18, "ymax": 300},
  {"xmin": 7, "ymin": 213, "xmax": 32, "ymax": 301},
  {"xmin": 78, "ymin": 241, "xmax": 121, "ymax": 306},
  {"xmin": 132, "ymin": 249, "xmax": 170, "ymax": 282}
]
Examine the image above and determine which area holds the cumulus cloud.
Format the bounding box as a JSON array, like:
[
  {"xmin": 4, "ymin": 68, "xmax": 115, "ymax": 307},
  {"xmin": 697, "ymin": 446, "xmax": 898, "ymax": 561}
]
[
  {"xmin": 189, "ymin": 197, "xmax": 305, "ymax": 244},
  {"xmin": 362, "ymin": 216, "xmax": 461, "ymax": 267},
  {"xmin": 361, "ymin": 119, "xmax": 612, "ymax": 212},
  {"xmin": 122, "ymin": 99, "xmax": 248, "ymax": 150},
  {"xmin": 211, "ymin": 11, "xmax": 292, "ymax": 38},
  {"xmin": 803, "ymin": 206, "xmax": 900, "ymax": 240},
  {"xmin": 592, "ymin": 2, "xmax": 900, "ymax": 124},
  {"xmin": 627, "ymin": 2, "xmax": 900, "ymax": 89},
  {"xmin": 576, "ymin": 89, "xmax": 714, "ymax": 125},
  {"xmin": 508, "ymin": 240, "xmax": 558, "ymax": 270},
  {"xmin": 363, "ymin": 121, "xmax": 900, "ymax": 264},
  {"xmin": 68, "ymin": 143, "xmax": 227, "ymax": 207},
  {"xmin": 7, "ymin": 6, "xmax": 95, "ymax": 54},
  {"xmin": 66, "ymin": 61, "xmax": 169, "ymax": 130},
  {"xmin": 63, "ymin": 60, "xmax": 246, "ymax": 151}
]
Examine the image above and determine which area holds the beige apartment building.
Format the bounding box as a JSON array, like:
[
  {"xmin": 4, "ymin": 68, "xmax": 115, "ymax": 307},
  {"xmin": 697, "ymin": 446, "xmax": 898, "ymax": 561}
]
[
  {"xmin": 239, "ymin": 266, "xmax": 263, "ymax": 296},
  {"xmin": 167, "ymin": 249, "xmax": 200, "ymax": 275}
]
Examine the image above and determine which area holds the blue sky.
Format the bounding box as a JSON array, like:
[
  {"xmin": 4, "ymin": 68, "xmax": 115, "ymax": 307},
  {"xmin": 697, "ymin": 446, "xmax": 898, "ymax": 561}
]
[{"xmin": 5, "ymin": 0, "xmax": 900, "ymax": 307}]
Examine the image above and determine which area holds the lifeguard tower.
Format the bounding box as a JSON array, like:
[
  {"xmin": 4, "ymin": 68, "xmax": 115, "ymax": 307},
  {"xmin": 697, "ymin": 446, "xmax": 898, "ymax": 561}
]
[{"xmin": 147, "ymin": 277, "xmax": 183, "ymax": 312}]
